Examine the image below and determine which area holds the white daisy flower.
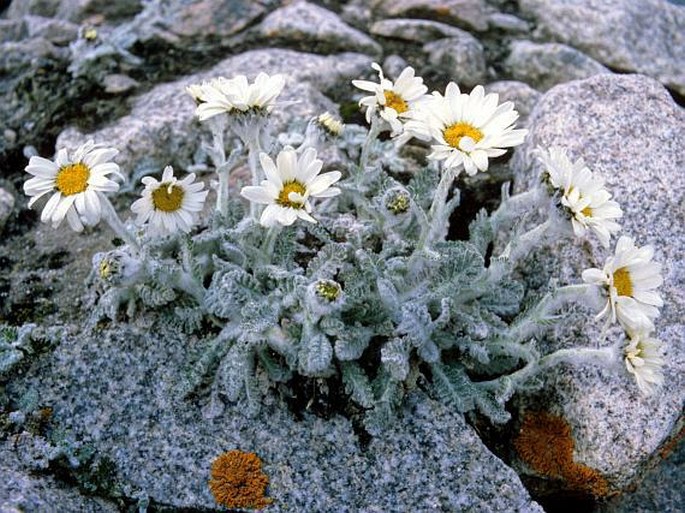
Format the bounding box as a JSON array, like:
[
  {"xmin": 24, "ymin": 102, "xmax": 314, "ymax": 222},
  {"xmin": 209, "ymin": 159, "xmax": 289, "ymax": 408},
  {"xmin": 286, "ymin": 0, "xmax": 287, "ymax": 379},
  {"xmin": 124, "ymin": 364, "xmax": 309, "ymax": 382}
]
[
  {"xmin": 536, "ymin": 146, "xmax": 622, "ymax": 248},
  {"xmin": 352, "ymin": 63, "xmax": 428, "ymax": 135},
  {"xmin": 240, "ymin": 146, "xmax": 341, "ymax": 227},
  {"xmin": 130, "ymin": 166, "xmax": 208, "ymax": 237},
  {"xmin": 23, "ymin": 140, "xmax": 123, "ymax": 232},
  {"xmin": 193, "ymin": 73, "xmax": 286, "ymax": 122},
  {"xmin": 408, "ymin": 83, "xmax": 527, "ymax": 176},
  {"xmin": 582, "ymin": 236, "xmax": 663, "ymax": 332},
  {"xmin": 623, "ymin": 330, "xmax": 665, "ymax": 396}
]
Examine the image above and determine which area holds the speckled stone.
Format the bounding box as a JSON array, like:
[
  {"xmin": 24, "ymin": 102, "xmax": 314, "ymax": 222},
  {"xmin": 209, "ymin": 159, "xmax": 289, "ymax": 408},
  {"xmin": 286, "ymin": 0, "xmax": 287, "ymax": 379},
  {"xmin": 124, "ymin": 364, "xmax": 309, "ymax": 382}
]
[
  {"xmin": 161, "ymin": 0, "xmax": 266, "ymax": 40},
  {"xmin": 504, "ymin": 41, "xmax": 610, "ymax": 91},
  {"xmin": 6, "ymin": 323, "xmax": 544, "ymax": 511},
  {"xmin": 486, "ymin": 12, "xmax": 530, "ymax": 34},
  {"xmin": 257, "ymin": 0, "xmax": 382, "ymax": 56},
  {"xmin": 510, "ymin": 73, "xmax": 685, "ymax": 490},
  {"xmin": 57, "ymin": 49, "xmax": 372, "ymax": 180},
  {"xmin": 372, "ymin": 0, "xmax": 493, "ymax": 32},
  {"xmin": 519, "ymin": 0, "xmax": 685, "ymax": 95},
  {"xmin": 422, "ymin": 34, "xmax": 487, "ymax": 88},
  {"xmin": 0, "ymin": 19, "xmax": 28, "ymax": 43},
  {"xmin": 597, "ymin": 433, "xmax": 685, "ymax": 513},
  {"xmin": 369, "ymin": 18, "xmax": 469, "ymax": 43},
  {"xmin": 0, "ymin": 447, "xmax": 119, "ymax": 512},
  {"xmin": 24, "ymin": 15, "xmax": 78, "ymax": 45}
]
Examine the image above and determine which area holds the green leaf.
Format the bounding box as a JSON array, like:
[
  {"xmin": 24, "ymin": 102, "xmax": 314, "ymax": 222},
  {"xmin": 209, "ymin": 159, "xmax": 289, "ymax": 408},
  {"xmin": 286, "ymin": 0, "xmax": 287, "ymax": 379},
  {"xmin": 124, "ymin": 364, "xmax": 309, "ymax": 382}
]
[{"xmin": 340, "ymin": 362, "xmax": 374, "ymax": 408}]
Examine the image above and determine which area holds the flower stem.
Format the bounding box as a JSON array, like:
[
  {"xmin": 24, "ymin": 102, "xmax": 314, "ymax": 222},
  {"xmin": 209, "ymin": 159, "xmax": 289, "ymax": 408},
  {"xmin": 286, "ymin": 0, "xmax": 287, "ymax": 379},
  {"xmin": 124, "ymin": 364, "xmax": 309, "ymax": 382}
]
[
  {"xmin": 358, "ymin": 116, "xmax": 381, "ymax": 176},
  {"xmin": 99, "ymin": 194, "xmax": 140, "ymax": 253},
  {"xmin": 210, "ymin": 127, "xmax": 229, "ymax": 219},
  {"xmin": 260, "ymin": 225, "xmax": 281, "ymax": 264},
  {"xmin": 247, "ymin": 136, "xmax": 262, "ymax": 220}
]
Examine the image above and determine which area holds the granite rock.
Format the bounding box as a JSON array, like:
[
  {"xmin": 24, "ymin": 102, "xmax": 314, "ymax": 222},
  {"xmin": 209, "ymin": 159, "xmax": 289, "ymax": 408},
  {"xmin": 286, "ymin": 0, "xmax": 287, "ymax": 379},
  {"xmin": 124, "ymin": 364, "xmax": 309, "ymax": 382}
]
[
  {"xmin": 486, "ymin": 12, "xmax": 530, "ymax": 34},
  {"xmin": 4, "ymin": 0, "xmax": 61, "ymax": 18},
  {"xmin": 6, "ymin": 0, "xmax": 142, "ymax": 22},
  {"xmin": 0, "ymin": 19, "xmax": 28, "ymax": 43},
  {"xmin": 484, "ymin": 80, "xmax": 541, "ymax": 126},
  {"xmin": 5, "ymin": 323, "xmax": 544, "ymax": 511},
  {"xmin": 372, "ymin": 0, "xmax": 493, "ymax": 32},
  {"xmin": 596, "ymin": 433, "xmax": 685, "ymax": 513},
  {"xmin": 369, "ymin": 18, "xmax": 469, "ymax": 43},
  {"xmin": 57, "ymin": 49, "xmax": 372, "ymax": 179},
  {"xmin": 163, "ymin": 0, "xmax": 266, "ymax": 41},
  {"xmin": 0, "ymin": 37, "xmax": 64, "ymax": 73},
  {"xmin": 24, "ymin": 15, "xmax": 79, "ymax": 45},
  {"xmin": 422, "ymin": 34, "xmax": 487, "ymax": 88},
  {"xmin": 519, "ymin": 0, "xmax": 685, "ymax": 95},
  {"xmin": 0, "ymin": 447, "xmax": 119, "ymax": 513},
  {"xmin": 256, "ymin": 0, "xmax": 382, "ymax": 56},
  {"xmin": 504, "ymin": 40, "xmax": 610, "ymax": 92},
  {"xmin": 511, "ymin": 73, "xmax": 685, "ymax": 490}
]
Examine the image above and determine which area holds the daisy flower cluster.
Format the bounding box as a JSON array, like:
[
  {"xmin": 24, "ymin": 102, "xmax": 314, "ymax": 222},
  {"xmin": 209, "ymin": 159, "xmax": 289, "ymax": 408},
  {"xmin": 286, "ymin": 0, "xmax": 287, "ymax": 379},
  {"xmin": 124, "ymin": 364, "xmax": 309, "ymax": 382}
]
[
  {"xmin": 187, "ymin": 72, "xmax": 286, "ymax": 122},
  {"xmin": 532, "ymin": 148, "xmax": 663, "ymax": 395},
  {"xmin": 353, "ymin": 64, "xmax": 527, "ymax": 176},
  {"xmin": 536, "ymin": 147, "xmax": 622, "ymax": 248},
  {"xmin": 582, "ymin": 236, "xmax": 665, "ymax": 394}
]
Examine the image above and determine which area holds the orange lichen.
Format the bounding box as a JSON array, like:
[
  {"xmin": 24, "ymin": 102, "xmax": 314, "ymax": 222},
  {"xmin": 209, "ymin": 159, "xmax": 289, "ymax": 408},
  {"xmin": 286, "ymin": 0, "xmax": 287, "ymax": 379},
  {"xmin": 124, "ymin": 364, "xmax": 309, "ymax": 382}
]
[
  {"xmin": 208, "ymin": 450, "xmax": 273, "ymax": 510},
  {"xmin": 514, "ymin": 411, "xmax": 611, "ymax": 498}
]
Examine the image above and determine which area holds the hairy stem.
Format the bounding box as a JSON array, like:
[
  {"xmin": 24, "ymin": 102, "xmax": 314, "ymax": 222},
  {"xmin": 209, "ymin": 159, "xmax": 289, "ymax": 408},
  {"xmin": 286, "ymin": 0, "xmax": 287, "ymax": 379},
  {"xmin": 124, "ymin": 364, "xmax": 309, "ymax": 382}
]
[{"xmin": 99, "ymin": 194, "xmax": 140, "ymax": 253}]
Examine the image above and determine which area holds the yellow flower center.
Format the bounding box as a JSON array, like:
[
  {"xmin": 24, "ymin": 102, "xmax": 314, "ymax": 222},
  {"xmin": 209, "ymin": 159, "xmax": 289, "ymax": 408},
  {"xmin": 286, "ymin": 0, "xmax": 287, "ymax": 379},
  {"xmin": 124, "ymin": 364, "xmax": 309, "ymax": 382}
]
[
  {"xmin": 613, "ymin": 267, "xmax": 633, "ymax": 297},
  {"xmin": 55, "ymin": 162, "xmax": 90, "ymax": 196},
  {"xmin": 581, "ymin": 206, "xmax": 592, "ymax": 217},
  {"xmin": 443, "ymin": 122, "xmax": 484, "ymax": 149},
  {"xmin": 152, "ymin": 183, "xmax": 184, "ymax": 212},
  {"xmin": 277, "ymin": 181, "xmax": 307, "ymax": 209},
  {"xmin": 383, "ymin": 91, "xmax": 408, "ymax": 114}
]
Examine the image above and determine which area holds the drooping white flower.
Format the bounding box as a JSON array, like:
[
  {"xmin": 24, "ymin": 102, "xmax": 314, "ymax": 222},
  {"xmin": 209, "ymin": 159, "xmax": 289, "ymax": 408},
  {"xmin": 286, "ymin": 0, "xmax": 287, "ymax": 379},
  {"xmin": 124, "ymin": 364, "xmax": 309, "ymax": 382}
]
[
  {"xmin": 23, "ymin": 140, "xmax": 123, "ymax": 232},
  {"xmin": 192, "ymin": 73, "xmax": 286, "ymax": 122},
  {"xmin": 130, "ymin": 166, "xmax": 208, "ymax": 237},
  {"xmin": 240, "ymin": 147, "xmax": 341, "ymax": 227},
  {"xmin": 623, "ymin": 330, "xmax": 665, "ymax": 396},
  {"xmin": 582, "ymin": 236, "xmax": 663, "ymax": 331},
  {"xmin": 536, "ymin": 146, "xmax": 622, "ymax": 248},
  {"xmin": 352, "ymin": 63, "xmax": 428, "ymax": 135},
  {"xmin": 406, "ymin": 83, "xmax": 527, "ymax": 176}
]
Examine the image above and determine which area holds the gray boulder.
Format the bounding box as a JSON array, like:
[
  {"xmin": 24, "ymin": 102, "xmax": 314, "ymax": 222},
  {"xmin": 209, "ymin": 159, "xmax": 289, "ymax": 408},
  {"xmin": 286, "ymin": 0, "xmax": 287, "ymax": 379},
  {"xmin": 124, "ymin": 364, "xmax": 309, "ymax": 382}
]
[
  {"xmin": 511, "ymin": 73, "xmax": 685, "ymax": 491},
  {"xmin": 422, "ymin": 34, "xmax": 487, "ymax": 88},
  {"xmin": 0, "ymin": 447, "xmax": 119, "ymax": 513},
  {"xmin": 370, "ymin": 18, "xmax": 469, "ymax": 43},
  {"xmin": 256, "ymin": 0, "xmax": 381, "ymax": 56},
  {"xmin": 5, "ymin": 324, "xmax": 544, "ymax": 511},
  {"xmin": 6, "ymin": 0, "xmax": 142, "ymax": 21},
  {"xmin": 519, "ymin": 0, "xmax": 685, "ymax": 95},
  {"xmin": 24, "ymin": 15, "xmax": 79, "ymax": 45},
  {"xmin": 504, "ymin": 41, "xmax": 610, "ymax": 92},
  {"xmin": 57, "ymin": 49, "xmax": 372, "ymax": 179},
  {"xmin": 372, "ymin": 0, "xmax": 493, "ymax": 32}
]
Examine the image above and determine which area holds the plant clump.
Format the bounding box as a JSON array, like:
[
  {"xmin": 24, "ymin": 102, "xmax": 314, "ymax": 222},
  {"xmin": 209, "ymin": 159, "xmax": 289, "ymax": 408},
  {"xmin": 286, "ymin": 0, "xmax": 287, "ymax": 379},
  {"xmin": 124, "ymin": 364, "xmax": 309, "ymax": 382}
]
[
  {"xmin": 209, "ymin": 450, "xmax": 273, "ymax": 510},
  {"xmin": 20, "ymin": 63, "xmax": 668, "ymax": 437}
]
